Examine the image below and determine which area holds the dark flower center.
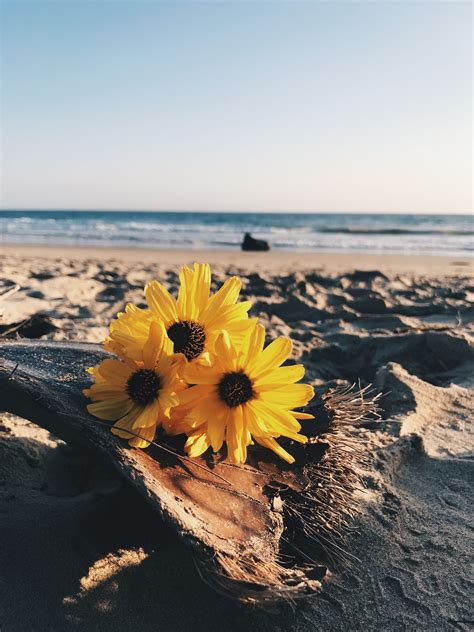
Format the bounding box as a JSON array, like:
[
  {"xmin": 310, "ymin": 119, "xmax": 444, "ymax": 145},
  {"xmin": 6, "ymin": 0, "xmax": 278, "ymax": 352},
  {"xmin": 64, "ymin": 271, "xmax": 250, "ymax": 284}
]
[
  {"xmin": 126, "ymin": 369, "xmax": 161, "ymax": 406},
  {"xmin": 167, "ymin": 320, "xmax": 206, "ymax": 361},
  {"xmin": 218, "ymin": 371, "xmax": 255, "ymax": 408}
]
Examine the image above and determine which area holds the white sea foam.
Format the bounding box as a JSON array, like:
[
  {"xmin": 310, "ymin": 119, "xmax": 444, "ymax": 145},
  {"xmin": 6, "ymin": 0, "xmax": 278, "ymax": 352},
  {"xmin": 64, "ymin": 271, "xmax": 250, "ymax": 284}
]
[{"xmin": 0, "ymin": 211, "xmax": 472, "ymax": 256}]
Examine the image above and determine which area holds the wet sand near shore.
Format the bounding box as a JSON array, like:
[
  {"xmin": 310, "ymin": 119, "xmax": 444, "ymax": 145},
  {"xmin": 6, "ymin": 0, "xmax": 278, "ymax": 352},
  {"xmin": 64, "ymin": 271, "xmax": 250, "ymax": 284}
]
[{"xmin": 1, "ymin": 243, "xmax": 473, "ymax": 275}]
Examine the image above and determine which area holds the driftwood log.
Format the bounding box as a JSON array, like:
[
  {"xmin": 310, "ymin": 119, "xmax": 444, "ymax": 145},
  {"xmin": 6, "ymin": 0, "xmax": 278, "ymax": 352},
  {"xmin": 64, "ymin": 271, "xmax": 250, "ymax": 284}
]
[{"xmin": 0, "ymin": 340, "xmax": 380, "ymax": 604}]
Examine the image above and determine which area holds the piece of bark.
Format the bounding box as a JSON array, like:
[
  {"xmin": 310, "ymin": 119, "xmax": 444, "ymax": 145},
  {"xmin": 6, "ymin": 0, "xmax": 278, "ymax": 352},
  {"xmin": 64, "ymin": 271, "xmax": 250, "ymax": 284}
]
[{"xmin": 0, "ymin": 340, "xmax": 380, "ymax": 604}]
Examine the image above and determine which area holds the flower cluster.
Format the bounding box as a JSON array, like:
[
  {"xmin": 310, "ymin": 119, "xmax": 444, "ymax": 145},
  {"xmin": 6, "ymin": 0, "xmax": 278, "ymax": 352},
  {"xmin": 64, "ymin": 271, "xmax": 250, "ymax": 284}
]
[{"xmin": 84, "ymin": 263, "xmax": 314, "ymax": 464}]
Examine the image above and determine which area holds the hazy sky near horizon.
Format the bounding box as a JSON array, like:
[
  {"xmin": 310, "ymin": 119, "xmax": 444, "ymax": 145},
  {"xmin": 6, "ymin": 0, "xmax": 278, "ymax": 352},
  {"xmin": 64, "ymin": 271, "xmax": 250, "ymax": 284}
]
[{"xmin": 1, "ymin": 1, "xmax": 472, "ymax": 214}]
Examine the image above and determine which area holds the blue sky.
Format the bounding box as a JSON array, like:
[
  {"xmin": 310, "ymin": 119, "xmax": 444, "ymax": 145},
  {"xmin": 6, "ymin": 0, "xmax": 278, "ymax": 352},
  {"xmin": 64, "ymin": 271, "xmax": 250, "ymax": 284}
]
[{"xmin": 1, "ymin": 1, "xmax": 472, "ymax": 213}]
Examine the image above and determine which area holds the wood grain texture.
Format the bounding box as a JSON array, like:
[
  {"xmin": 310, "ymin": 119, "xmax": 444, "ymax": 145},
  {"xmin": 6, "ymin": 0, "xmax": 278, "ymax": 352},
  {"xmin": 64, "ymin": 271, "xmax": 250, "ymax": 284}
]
[{"xmin": 1, "ymin": 340, "xmax": 359, "ymax": 602}]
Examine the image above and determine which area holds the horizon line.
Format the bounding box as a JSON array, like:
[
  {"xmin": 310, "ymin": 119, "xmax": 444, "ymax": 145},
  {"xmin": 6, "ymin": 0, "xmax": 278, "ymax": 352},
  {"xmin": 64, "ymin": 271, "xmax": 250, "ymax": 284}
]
[{"xmin": 0, "ymin": 208, "xmax": 472, "ymax": 217}]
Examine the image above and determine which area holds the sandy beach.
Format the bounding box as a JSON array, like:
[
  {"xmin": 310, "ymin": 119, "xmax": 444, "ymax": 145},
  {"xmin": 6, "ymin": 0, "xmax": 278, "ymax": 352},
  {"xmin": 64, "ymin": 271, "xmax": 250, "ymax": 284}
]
[
  {"xmin": 2, "ymin": 243, "xmax": 472, "ymax": 274},
  {"xmin": 0, "ymin": 246, "xmax": 473, "ymax": 631}
]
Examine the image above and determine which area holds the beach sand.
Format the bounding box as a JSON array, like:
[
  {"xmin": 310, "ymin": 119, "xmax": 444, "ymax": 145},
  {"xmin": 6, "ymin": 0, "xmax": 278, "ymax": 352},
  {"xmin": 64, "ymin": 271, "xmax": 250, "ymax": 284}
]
[{"xmin": 0, "ymin": 246, "xmax": 473, "ymax": 631}]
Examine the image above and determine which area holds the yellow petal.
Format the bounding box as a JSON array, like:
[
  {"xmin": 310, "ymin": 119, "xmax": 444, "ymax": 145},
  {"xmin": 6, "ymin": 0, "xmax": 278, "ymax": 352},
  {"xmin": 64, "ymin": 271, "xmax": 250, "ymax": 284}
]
[
  {"xmin": 185, "ymin": 431, "xmax": 211, "ymax": 457},
  {"xmin": 253, "ymin": 364, "xmax": 305, "ymax": 387},
  {"xmin": 250, "ymin": 399, "xmax": 302, "ymax": 436},
  {"xmin": 183, "ymin": 363, "xmax": 222, "ymax": 385},
  {"xmin": 176, "ymin": 384, "xmax": 212, "ymax": 406},
  {"xmin": 96, "ymin": 359, "xmax": 133, "ymax": 386},
  {"xmin": 237, "ymin": 322, "xmax": 265, "ymax": 369},
  {"xmin": 207, "ymin": 406, "xmax": 228, "ymax": 452},
  {"xmin": 226, "ymin": 406, "xmax": 247, "ymax": 464},
  {"xmin": 131, "ymin": 399, "xmax": 161, "ymax": 429},
  {"xmin": 176, "ymin": 265, "xmax": 194, "ymax": 320},
  {"xmin": 290, "ymin": 411, "xmax": 315, "ymax": 420},
  {"xmin": 215, "ymin": 276, "xmax": 242, "ymax": 306},
  {"xmin": 254, "ymin": 435, "xmax": 295, "ymax": 464},
  {"xmin": 204, "ymin": 301, "xmax": 252, "ymax": 329},
  {"xmin": 86, "ymin": 382, "xmax": 125, "ymax": 399},
  {"xmin": 205, "ymin": 319, "xmax": 258, "ymax": 361},
  {"xmin": 143, "ymin": 320, "xmax": 166, "ymax": 367},
  {"xmin": 113, "ymin": 409, "xmax": 157, "ymax": 447},
  {"xmin": 111, "ymin": 406, "xmax": 142, "ymax": 438},
  {"xmin": 192, "ymin": 263, "xmax": 211, "ymax": 315},
  {"xmin": 184, "ymin": 394, "xmax": 221, "ymax": 427},
  {"xmin": 145, "ymin": 280, "xmax": 178, "ymax": 324},
  {"xmin": 128, "ymin": 423, "xmax": 156, "ymax": 448},
  {"xmin": 164, "ymin": 414, "xmax": 194, "ymax": 436},
  {"xmin": 175, "ymin": 263, "xmax": 211, "ymax": 321},
  {"xmin": 196, "ymin": 351, "xmax": 212, "ymax": 367},
  {"xmin": 223, "ymin": 317, "xmax": 259, "ymax": 343},
  {"xmin": 214, "ymin": 331, "xmax": 238, "ymax": 371},
  {"xmin": 247, "ymin": 337, "xmax": 292, "ymax": 377},
  {"xmin": 258, "ymin": 383, "xmax": 315, "ymax": 408},
  {"xmin": 106, "ymin": 306, "xmax": 153, "ymax": 361},
  {"xmin": 202, "ymin": 276, "xmax": 242, "ymax": 321},
  {"xmin": 243, "ymin": 401, "xmax": 269, "ymax": 436},
  {"xmin": 87, "ymin": 397, "xmax": 133, "ymax": 421}
]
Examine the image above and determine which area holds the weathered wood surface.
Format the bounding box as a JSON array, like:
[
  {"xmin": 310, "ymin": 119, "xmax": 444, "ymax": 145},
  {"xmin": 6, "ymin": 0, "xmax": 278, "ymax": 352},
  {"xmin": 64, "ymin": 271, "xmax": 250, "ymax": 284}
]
[{"xmin": 0, "ymin": 340, "xmax": 336, "ymax": 602}]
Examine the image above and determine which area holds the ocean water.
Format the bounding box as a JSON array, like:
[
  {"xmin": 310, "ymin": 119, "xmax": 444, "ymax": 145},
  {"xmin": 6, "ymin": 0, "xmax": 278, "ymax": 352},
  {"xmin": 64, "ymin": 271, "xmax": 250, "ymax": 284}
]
[{"xmin": 0, "ymin": 210, "xmax": 472, "ymax": 256}]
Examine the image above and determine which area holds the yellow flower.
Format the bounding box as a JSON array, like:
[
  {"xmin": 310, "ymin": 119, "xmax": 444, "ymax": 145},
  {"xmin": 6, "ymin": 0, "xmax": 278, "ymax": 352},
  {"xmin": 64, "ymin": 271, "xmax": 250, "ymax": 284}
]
[
  {"xmin": 104, "ymin": 303, "xmax": 154, "ymax": 361},
  {"xmin": 105, "ymin": 263, "xmax": 256, "ymax": 364},
  {"xmin": 171, "ymin": 324, "xmax": 315, "ymax": 464},
  {"xmin": 84, "ymin": 321, "xmax": 183, "ymax": 448}
]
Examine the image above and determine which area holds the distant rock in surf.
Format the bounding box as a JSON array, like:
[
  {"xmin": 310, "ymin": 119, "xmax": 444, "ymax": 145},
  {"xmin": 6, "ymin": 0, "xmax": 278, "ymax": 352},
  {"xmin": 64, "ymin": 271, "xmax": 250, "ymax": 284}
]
[{"xmin": 241, "ymin": 232, "xmax": 270, "ymax": 251}]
